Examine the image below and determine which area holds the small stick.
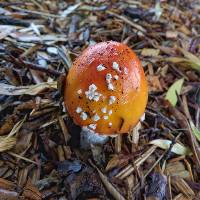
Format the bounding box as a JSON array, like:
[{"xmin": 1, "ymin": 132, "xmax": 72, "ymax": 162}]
[
  {"xmin": 10, "ymin": 6, "xmax": 61, "ymax": 18},
  {"xmin": 57, "ymin": 145, "xmax": 65, "ymax": 161},
  {"xmin": 89, "ymin": 159, "xmax": 126, "ymax": 200},
  {"xmin": 115, "ymin": 134, "xmax": 122, "ymax": 153},
  {"xmin": 116, "ymin": 146, "xmax": 157, "ymax": 179},
  {"xmin": 58, "ymin": 116, "xmax": 71, "ymax": 144},
  {"xmin": 132, "ymin": 153, "xmax": 165, "ymax": 195},
  {"xmin": 106, "ymin": 11, "xmax": 146, "ymax": 33},
  {"xmin": 168, "ymin": 175, "xmax": 173, "ymax": 200},
  {"xmin": 2, "ymin": 55, "xmax": 62, "ymax": 77}
]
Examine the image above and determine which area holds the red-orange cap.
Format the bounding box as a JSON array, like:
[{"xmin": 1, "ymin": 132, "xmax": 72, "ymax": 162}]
[{"xmin": 64, "ymin": 41, "xmax": 148, "ymax": 135}]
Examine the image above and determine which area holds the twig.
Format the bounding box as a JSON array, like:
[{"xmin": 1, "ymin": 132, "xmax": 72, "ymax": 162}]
[
  {"xmin": 0, "ymin": 82, "xmax": 57, "ymax": 96},
  {"xmin": 0, "ymin": 2, "xmax": 26, "ymax": 7},
  {"xmin": 89, "ymin": 159, "xmax": 126, "ymax": 200},
  {"xmin": 106, "ymin": 11, "xmax": 146, "ymax": 33},
  {"xmin": 160, "ymin": 132, "xmax": 182, "ymax": 168},
  {"xmin": 58, "ymin": 116, "xmax": 71, "ymax": 144},
  {"xmin": 115, "ymin": 135, "xmax": 122, "ymax": 153},
  {"xmin": 168, "ymin": 106, "xmax": 200, "ymax": 168},
  {"xmin": 115, "ymin": 146, "xmax": 157, "ymax": 179},
  {"xmin": 168, "ymin": 176, "xmax": 173, "ymax": 200},
  {"xmin": 10, "ymin": 6, "xmax": 61, "ymax": 18},
  {"xmin": 0, "ymin": 16, "xmax": 30, "ymax": 27},
  {"xmin": 132, "ymin": 152, "xmax": 165, "ymax": 195},
  {"xmin": 2, "ymin": 55, "xmax": 62, "ymax": 77},
  {"xmin": 8, "ymin": 152, "xmax": 37, "ymax": 164}
]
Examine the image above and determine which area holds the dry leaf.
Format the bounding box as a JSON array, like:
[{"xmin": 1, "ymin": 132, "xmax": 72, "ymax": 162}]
[
  {"xmin": 0, "ymin": 81, "xmax": 57, "ymax": 96},
  {"xmin": 189, "ymin": 120, "xmax": 200, "ymax": 142},
  {"xmin": 166, "ymin": 31, "xmax": 178, "ymax": 39},
  {"xmin": 163, "ymin": 48, "xmax": 200, "ymax": 72},
  {"xmin": 141, "ymin": 48, "xmax": 160, "ymax": 57},
  {"xmin": 179, "ymin": 47, "xmax": 200, "ymax": 71},
  {"xmin": 171, "ymin": 176, "xmax": 195, "ymax": 198},
  {"xmin": 149, "ymin": 139, "xmax": 191, "ymax": 155},
  {"xmin": 0, "ymin": 178, "xmax": 19, "ymax": 199},
  {"xmin": 105, "ymin": 155, "xmax": 120, "ymax": 171},
  {"xmin": 10, "ymin": 33, "xmax": 67, "ymax": 43},
  {"xmin": 166, "ymin": 162, "xmax": 190, "ymax": 179},
  {"xmin": 22, "ymin": 180, "xmax": 42, "ymax": 200},
  {"xmin": 154, "ymin": 1, "xmax": 163, "ymax": 20},
  {"xmin": 147, "ymin": 75, "xmax": 163, "ymax": 92},
  {"xmin": 0, "ymin": 117, "xmax": 26, "ymax": 152},
  {"xmin": 165, "ymin": 78, "xmax": 184, "ymax": 106},
  {"xmin": 173, "ymin": 193, "xmax": 191, "ymax": 200},
  {"xmin": 61, "ymin": 3, "xmax": 82, "ymax": 17},
  {"xmin": 0, "ymin": 25, "xmax": 16, "ymax": 40}
]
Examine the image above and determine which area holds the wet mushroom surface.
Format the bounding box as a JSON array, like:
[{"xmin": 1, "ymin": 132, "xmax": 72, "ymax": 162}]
[
  {"xmin": 0, "ymin": 1, "xmax": 199, "ymax": 199},
  {"xmin": 64, "ymin": 41, "xmax": 148, "ymax": 135}
]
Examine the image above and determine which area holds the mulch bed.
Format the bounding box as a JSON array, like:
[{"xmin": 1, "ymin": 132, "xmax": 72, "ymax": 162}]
[{"xmin": 0, "ymin": 0, "xmax": 199, "ymax": 199}]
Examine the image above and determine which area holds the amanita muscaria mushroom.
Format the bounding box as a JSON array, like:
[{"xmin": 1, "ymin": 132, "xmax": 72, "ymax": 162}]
[{"xmin": 64, "ymin": 41, "xmax": 148, "ymax": 138}]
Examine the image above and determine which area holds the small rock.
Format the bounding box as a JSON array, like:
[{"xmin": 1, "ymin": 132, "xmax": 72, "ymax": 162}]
[
  {"xmin": 38, "ymin": 59, "xmax": 47, "ymax": 68},
  {"xmin": 47, "ymin": 47, "xmax": 58, "ymax": 55}
]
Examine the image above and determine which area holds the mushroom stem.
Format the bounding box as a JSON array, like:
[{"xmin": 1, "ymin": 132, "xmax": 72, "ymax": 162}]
[
  {"xmin": 80, "ymin": 127, "xmax": 109, "ymax": 164},
  {"xmin": 80, "ymin": 127, "xmax": 109, "ymax": 150}
]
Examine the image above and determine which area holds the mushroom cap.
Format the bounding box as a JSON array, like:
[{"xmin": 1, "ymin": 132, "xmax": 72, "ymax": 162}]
[{"xmin": 64, "ymin": 41, "xmax": 148, "ymax": 135}]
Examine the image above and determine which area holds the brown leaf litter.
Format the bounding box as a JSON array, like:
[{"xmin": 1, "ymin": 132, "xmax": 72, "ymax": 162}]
[{"xmin": 0, "ymin": 0, "xmax": 199, "ymax": 199}]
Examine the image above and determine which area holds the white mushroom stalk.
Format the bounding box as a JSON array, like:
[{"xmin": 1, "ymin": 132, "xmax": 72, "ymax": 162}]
[{"xmin": 80, "ymin": 127, "xmax": 109, "ymax": 150}]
